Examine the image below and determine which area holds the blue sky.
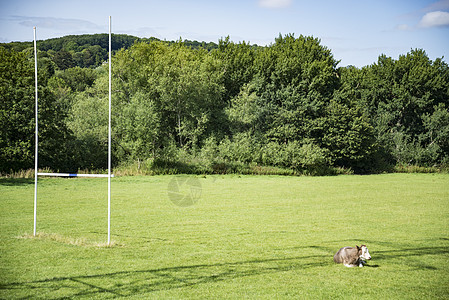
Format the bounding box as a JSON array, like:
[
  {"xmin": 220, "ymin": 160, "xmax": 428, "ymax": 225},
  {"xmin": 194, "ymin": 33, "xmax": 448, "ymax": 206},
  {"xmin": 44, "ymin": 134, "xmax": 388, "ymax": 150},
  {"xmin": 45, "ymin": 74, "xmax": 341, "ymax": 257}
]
[{"xmin": 1, "ymin": 0, "xmax": 448, "ymax": 67}]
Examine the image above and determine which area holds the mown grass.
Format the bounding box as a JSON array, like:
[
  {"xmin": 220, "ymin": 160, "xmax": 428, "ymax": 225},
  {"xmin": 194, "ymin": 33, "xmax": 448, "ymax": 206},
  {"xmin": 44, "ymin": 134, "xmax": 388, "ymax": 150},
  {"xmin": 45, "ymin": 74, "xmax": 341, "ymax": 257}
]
[{"xmin": 1, "ymin": 174, "xmax": 448, "ymax": 299}]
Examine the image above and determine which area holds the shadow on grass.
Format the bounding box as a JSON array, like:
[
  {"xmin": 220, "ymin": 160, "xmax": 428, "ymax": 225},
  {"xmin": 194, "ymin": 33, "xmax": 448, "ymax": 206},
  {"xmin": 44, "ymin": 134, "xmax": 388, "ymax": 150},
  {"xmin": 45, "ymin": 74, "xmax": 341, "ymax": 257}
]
[
  {"xmin": 340, "ymin": 238, "xmax": 449, "ymax": 270},
  {"xmin": 0, "ymin": 253, "xmax": 329, "ymax": 298},
  {"xmin": 374, "ymin": 246, "xmax": 449, "ymax": 259},
  {"xmin": 2, "ymin": 243, "xmax": 447, "ymax": 298},
  {"xmin": 373, "ymin": 246, "xmax": 449, "ymax": 270},
  {"xmin": 0, "ymin": 178, "xmax": 34, "ymax": 186},
  {"xmin": 365, "ymin": 264, "xmax": 380, "ymax": 268}
]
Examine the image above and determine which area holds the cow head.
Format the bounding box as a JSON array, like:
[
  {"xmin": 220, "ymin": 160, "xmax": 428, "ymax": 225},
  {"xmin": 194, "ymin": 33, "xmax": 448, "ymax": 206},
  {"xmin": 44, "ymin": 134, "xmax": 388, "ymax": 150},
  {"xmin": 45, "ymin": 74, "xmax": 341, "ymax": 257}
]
[{"xmin": 357, "ymin": 245, "xmax": 371, "ymax": 260}]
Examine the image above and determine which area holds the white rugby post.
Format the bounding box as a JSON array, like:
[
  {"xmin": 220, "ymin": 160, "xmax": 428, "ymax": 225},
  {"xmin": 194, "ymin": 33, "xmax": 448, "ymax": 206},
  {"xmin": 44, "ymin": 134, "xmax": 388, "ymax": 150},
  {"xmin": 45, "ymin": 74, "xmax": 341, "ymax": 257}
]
[
  {"xmin": 33, "ymin": 26, "xmax": 38, "ymax": 237},
  {"xmin": 33, "ymin": 17, "xmax": 113, "ymax": 244},
  {"xmin": 108, "ymin": 15, "xmax": 112, "ymax": 245}
]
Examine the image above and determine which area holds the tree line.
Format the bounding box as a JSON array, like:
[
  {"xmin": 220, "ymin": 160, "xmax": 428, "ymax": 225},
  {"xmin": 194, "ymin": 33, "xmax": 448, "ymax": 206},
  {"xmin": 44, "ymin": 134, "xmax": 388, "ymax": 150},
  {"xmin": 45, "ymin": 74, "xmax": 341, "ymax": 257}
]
[{"xmin": 1, "ymin": 34, "xmax": 448, "ymax": 175}]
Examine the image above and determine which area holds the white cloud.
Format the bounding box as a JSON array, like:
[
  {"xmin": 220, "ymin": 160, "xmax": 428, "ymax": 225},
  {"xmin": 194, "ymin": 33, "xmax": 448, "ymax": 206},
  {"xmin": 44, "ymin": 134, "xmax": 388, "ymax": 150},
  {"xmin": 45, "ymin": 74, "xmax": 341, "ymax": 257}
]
[
  {"xmin": 118, "ymin": 27, "xmax": 162, "ymax": 39},
  {"xmin": 259, "ymin": 0, "xmax": 292, "ymax": 9},
  {"xmin": 419, "ymin": 11, "xmax": 449, "ymax": 28},
  {"xmin": 396, "ymin": 24, "xmax": 413, "ymax": 31},
  {"xmin": 11, "ymin": 16, "xmax": 102, "ymax": 31}
]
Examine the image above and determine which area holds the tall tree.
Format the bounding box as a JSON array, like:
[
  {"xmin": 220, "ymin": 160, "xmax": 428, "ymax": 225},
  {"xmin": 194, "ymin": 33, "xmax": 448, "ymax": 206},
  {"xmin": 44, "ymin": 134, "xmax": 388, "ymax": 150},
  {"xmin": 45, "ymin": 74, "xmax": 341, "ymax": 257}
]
[
  {"xmin": 0, "ymin": 47, "xmax": 72, "ymax": 172},
  {"xmin": 358, "ymin": 49, "xmax": 449, "ymax": 166},
  {"xmin": 0, "ymin": 47, "xmax": 35, "ymax": 172}
]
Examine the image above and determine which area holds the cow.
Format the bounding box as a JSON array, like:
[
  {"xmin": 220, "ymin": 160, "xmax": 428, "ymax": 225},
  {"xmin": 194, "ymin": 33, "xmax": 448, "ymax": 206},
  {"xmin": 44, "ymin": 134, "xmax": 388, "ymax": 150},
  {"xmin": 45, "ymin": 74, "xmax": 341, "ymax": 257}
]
[{"xmin": 334, "ymin": 245, "xmax": 371, "ymax": 267}]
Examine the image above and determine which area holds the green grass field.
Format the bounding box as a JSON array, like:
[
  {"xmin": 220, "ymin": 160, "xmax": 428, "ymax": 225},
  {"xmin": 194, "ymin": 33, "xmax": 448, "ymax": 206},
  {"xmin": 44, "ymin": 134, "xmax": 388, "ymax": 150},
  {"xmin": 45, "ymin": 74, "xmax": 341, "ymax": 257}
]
[{"xmin": 1, "ymin": 174, "xmax": 448, "ymax": 299}]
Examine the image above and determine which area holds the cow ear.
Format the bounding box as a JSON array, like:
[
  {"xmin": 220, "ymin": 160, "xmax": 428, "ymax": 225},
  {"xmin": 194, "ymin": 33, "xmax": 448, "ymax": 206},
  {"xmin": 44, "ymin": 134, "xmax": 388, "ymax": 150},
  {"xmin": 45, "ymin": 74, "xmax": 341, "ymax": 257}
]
[{"xmin": 356, "ymin": 245, "xmax": 360, "ymax": 250}]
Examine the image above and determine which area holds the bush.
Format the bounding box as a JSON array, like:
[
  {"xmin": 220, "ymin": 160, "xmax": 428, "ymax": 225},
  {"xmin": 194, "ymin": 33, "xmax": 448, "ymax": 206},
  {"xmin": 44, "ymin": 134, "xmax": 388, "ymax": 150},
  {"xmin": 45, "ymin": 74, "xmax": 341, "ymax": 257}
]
[{"xmin": 260, "ymin": 142, "xmax": 332, "ymax": 175}]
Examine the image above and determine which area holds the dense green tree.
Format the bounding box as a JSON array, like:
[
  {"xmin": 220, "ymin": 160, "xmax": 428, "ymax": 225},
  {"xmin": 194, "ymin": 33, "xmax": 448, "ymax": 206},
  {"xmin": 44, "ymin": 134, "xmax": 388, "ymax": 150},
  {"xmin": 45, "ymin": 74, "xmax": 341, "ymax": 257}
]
[
  {"xmin": 226, "ymin": 81, "xmax": 266, "ymax": 135},
  {"xmin": 115, "ymin": 92, "xmax": 161, "ymax": 161},
  {"xmin": 212, "ymin": 37, "xmax": 256, "ymax": 102},
  {"xmin": 320, "ymin": 99, "xmax": 377, "ymax": 171},
  {"xmin": 52, "ymin": 49, "xmax": 75, "ymax": 70},
  {"xmin": 252, "ymin": 34, "xmax": 340, "ymax": 144},
  {"xmin": 0, "ymin": 47, "xmax": 73, "ymax": 173},
  {"xmin": 1, "ymin": 34, "xmax": 448, "ymax": 175},
  {"xmin": 153, "ymin": 42, "xmax": 224, "ymax": 148},
  {"xmin": 65, "ymin": 86, "xmax": 109, "ymax": 170},
  {"xmin": 72, "ymin": 45, "xmax": 107, "ymax": 68},
  {"xmin": 0, "ymin": 47, "xmax": 35, "ymax": 172},
  {"xmin": 356, "ymin": 49, "xmax": 449, "ymax": 166},
  {"xmin": 55, "ymin": 66, "xmax": 97, "ymax": 92},
  {"xmin": 419, "ymin": 103, "xmax": 449, "ymax": 165},
  {"xmin": 112, "ymin": 41, "xmax": 224, "ymax": 150}
]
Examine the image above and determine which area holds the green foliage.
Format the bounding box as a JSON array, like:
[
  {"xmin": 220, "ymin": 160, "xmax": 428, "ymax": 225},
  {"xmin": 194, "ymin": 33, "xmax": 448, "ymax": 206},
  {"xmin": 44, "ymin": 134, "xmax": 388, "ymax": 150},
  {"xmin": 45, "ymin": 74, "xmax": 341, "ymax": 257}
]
[
  {"xmin": 52, "ymin": 49, "xmax": 75, "ymax": 70},
  {"xmin": 0, "ymin": 47, "xmax": 35, "ymax": 172},
  {"xmin": 72, "ymin": 45, "xmax": 107, "ymax": 68},
  {"xmin": 65, "ymin": 89, "xmax": 109, "ymax": 170},
  {"xmin": 111, "ymin": 41, "xmax": 224, "ymax": 150},
  {"xmin": 213, "ymin": 37, "xmax": 257, "ymax": 101},
  {"xmin": 422, "ymin": 103, "xmax": 449, "ymax": 164},
  {"xmin": 226, "ymin": 81, "xmax": 266, "ymax": 134},
  {"xmin": 354, "ymin": 49, "xmax": 449, "ymax": 168},
  {"xmin": 0, "ymin": 47, "xmax": 74, "ymax": 173},
  {"xmin": 55, "ymin": 66, "xmax": 97, "ymax": 92},
  {"xmin": 47, "ymin": 76, "xmax": 72, "ymax": 108},
  {"xmin": 251, "ymin": 34, "xmax": 340, "ymax": 145},
  {"xmin": 1, "ymin": 34, "xmax": 219, "ymax": 70},
  {"xmin": 33, "ymin": 34, "xmax": 140, "ymax": 52},
  {"xmin": 261, "ymin": 141, "xmax": 331, "ymax": 175},
  {"xmin": 115, "ymin": 91, "xmax": 161, "ymax": 161},
  {"xmin": 320, "ymin": 99, "xmax": 377, "ymax": 172},
  {"xmin": 2, "ymin": 34, "xmax": 448, "ymax": 175}
]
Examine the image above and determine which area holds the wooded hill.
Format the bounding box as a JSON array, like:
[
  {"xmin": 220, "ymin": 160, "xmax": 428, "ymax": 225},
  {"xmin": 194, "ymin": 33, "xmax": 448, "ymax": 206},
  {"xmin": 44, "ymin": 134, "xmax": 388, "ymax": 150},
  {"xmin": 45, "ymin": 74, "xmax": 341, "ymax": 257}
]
[{"xmin": 1, "ymin": 34, "xmax": 448, "ymax": 175}]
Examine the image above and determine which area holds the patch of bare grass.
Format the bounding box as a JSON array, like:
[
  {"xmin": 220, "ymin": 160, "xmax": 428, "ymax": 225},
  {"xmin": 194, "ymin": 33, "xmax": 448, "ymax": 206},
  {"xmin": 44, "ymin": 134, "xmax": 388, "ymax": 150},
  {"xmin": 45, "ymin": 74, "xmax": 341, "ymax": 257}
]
[{"xmin": 18, "ymin": 232, "xmax": 123, "ymax": 248}]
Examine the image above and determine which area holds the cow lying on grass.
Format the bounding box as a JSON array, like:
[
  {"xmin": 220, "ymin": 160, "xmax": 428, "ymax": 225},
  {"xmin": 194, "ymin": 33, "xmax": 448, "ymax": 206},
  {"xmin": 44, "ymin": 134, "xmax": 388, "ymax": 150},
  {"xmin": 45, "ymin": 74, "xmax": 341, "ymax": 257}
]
[{"xmin": 334, "ymin": 245, "xmax": 371, "ymax": 267}]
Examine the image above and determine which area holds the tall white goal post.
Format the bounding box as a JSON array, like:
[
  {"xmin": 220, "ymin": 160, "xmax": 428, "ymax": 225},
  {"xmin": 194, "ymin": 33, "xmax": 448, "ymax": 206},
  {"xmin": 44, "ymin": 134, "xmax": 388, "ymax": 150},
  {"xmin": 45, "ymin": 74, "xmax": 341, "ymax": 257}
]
[{"xmin": 33, "ymin": 17, "xmax": 113, "ymax": 245}]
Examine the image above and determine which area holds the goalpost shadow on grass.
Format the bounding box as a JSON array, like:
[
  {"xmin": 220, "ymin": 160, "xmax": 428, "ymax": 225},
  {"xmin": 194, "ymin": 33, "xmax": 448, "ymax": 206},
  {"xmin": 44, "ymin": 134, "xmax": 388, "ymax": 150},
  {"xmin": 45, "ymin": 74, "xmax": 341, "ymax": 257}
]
[
  {"xmin": 0, "ymin": 251, "xmax": 330, "ymax": 298},
  {"xmin": 2, "ymin": 243, "xmax": 447, "ymax": 298}
]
